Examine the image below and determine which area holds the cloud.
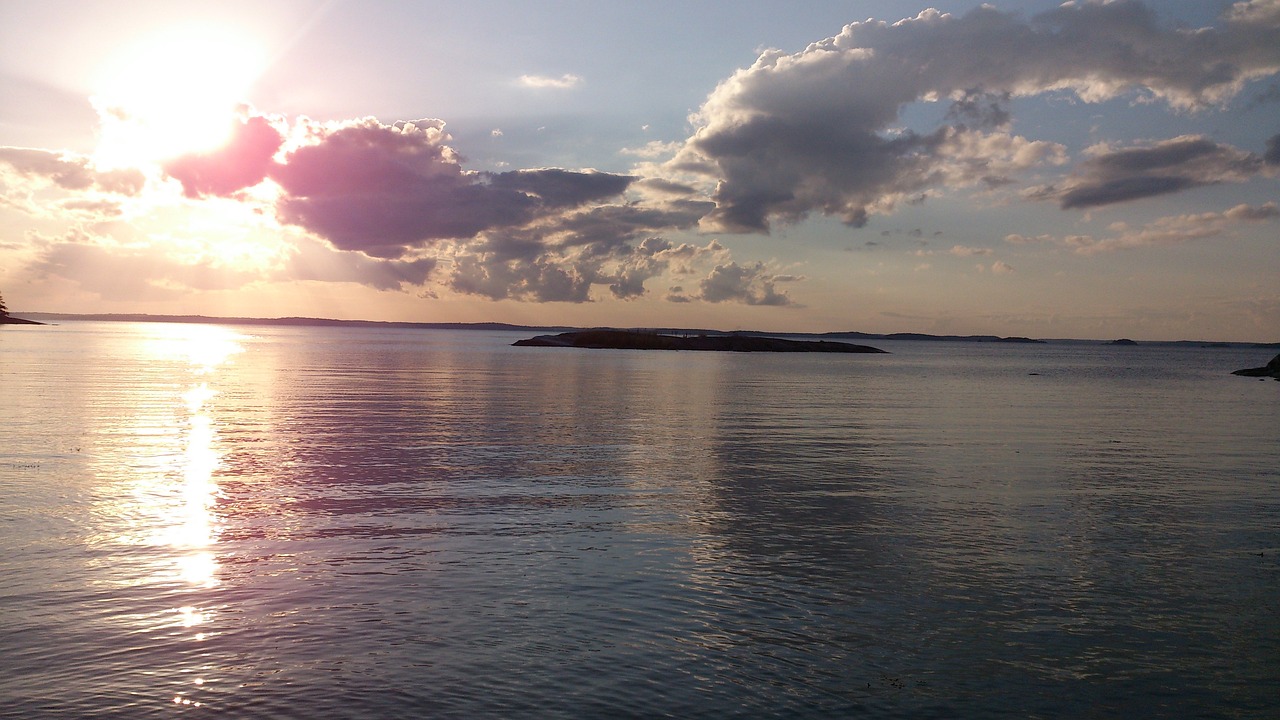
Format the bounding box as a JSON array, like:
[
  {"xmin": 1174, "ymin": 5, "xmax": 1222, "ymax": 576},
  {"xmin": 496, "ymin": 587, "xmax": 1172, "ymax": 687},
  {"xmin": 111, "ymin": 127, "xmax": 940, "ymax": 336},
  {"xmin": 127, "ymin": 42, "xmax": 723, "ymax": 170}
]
[
  {"xmin": 949, "ymin": 245, "xmax": 994, "ymax": 257},
  {"xmin": 0, "ymin": 147, "xmax": 145, "ymax": 196},
  {"xmin": 1004, "ymin": 233, "xmax": 1052, "ymax": 245},
  {"xmin": 1227, "ymin": 0, "xmax": 1280, "ymax": 25},
  {"xmin": 1039, "ymin": 135, "xmax": 1268, "ymax": 209},
  {"xmin": 1223, "ymin": 201, "xmax": 1280, "ymax": 222},
  {"xmin": 518, "ymin": 73, "xmax": 582, "ymax": 89},
  {"xmin": 164, "ymin": 114, "xmax": 284, "ymax": 198},
  {"xmin": 154, "ymin": 115, "xmax": 638, "ymax": 260},
  {"xmin": 698, "ymin": 261, "xmax": 796, "ymax": 306},
  {"xmin": 620, "ymin": 140, "xmax": 683, "ymax": 159},
  {"xmin": 667, "ymin": 1, "xmax": 1280, "ymax": 232},
  {"xmin": 445, "ymin": 223, "xmax": 729, "ymax": 304},
  {"xmin": 1266, "ymin": 133, "xmax": 1280, "ymax": 165},
  {"xmin": 991, "ymin": 260, "xmax": 1014, "ymax": 274},
  {"xmin": 57, "ymin": 198, "xmax": 126, "ymax": 218},
  {"xmin": 1063, "ymin": 202, "xmax": 1278, "ymax": 254},
  {"xmin": 278, "ymin": 237, "xmax": 436, "ymax": 291},
  {"xmin": 485, "ymin": 168, "xmax": 633, "ymax": 208},
  {"xmin": 27, "ymin": 235, "xmax": 259, "ymax": 300},
  {"xmin": 267, "ymin": 117, "xmax": 634, "ymax": 258},
  {"xmin": 145, "ymin": 110, "xmax": 777, "ymax": 305}
]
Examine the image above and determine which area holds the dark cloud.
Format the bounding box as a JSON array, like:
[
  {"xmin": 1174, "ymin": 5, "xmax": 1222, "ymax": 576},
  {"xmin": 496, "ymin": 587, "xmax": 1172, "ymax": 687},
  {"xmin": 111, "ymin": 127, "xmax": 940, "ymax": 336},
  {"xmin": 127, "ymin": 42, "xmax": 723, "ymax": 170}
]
[
  {"xmin": 1060, "ymin": 175, "xmax": 1199, "ymax": 209},
  {"xmin": 485, "ymin": 168, "xmax": 632, "ymax": 208},
  {"xmin": 1054, "ymin": 135, "xmax": 1264, "ymax": 209},
  {"xmin": 1266, "ymin": 133, "xmax": 1280, "ymax": 165},
  {"xmin": 670, "ymin": 1, "xmax": 1280, "ymax": 232},
  {"xmin": 551, "ymin": 200, "xmax": 713, "ymax": 249},
  {"xmin": 267, "ymin": 118, "xmax": 634, "ymax": 258},
  {"xmin": 0, "ymin": 147, "xmax": 144, "ymax": 195},
  {"xmin": 164, "ymin": 115, "xmax": 283, "ymax": 198},
  {"xmin": 150, "ymin": 112, "xmax": 754, "ymax": 304},
  {"xmin": 448, "ymin": 230, "xmax": 594, "ymax": 302},
  {"xmin": 945, "ymin": 89, "xmax": 1012, "ymax": 130}
]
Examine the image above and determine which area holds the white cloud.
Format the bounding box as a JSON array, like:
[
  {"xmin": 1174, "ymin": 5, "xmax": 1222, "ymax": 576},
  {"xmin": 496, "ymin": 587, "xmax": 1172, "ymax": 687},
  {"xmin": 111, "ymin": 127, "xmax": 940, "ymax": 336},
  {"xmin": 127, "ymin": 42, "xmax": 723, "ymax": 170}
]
[
  {"xmin": 665, "ymin": 1, "xmax": 1280, "ymax": 233},
  {"xmin": 518, "ymin": 73, "xmax": 583, "ymax": 89},
  {"xmin": 950, "ymin": 245, "xmax": 994, "ymax": 257},
  {"xmin": 619, "ymin": 140, "xmax": 682, "ymax": 159}
]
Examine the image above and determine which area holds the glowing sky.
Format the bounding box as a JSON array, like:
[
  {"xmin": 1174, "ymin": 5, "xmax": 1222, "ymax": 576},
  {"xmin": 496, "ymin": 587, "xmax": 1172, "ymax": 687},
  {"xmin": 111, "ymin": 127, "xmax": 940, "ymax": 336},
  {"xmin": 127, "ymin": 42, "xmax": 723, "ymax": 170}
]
[{"xmin": 1, "ymin": 0, "xmax": 1277, "ymax": 340}]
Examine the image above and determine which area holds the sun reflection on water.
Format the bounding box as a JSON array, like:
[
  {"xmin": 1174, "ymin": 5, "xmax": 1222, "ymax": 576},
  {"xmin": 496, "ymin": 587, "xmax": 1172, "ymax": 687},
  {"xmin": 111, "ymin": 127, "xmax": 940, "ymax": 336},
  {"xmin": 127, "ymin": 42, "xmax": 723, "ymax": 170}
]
[
  {"xmin": 88, "ymin": 324, "xmax": 246, "ymax": 709},
  {"xmin": 174, "ymin": 385, "xmax": 222, "ymax": 588}
]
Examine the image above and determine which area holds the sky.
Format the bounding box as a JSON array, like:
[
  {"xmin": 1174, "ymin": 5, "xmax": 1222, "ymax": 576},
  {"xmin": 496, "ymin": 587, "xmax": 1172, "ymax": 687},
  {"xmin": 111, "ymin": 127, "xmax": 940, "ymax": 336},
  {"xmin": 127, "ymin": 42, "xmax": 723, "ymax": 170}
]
[{"xmin": 1, "ymin": 0, "xmax": 1277, "ymax": 340}]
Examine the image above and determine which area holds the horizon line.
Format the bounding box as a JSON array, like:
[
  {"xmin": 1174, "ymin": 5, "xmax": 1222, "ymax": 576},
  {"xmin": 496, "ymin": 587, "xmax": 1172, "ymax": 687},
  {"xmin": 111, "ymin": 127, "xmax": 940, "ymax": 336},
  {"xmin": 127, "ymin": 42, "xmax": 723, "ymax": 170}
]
[{"xmin": 10, "ymin": 311, "xmax": 1279, "ymax": 348}]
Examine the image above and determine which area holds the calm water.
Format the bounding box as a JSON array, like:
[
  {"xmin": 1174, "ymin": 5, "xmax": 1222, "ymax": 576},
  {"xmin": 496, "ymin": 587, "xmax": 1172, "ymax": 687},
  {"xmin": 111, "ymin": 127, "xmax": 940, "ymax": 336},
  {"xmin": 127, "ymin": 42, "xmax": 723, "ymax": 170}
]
[{"xmin": 1, "ymin": 321, "xmax": 1276, "ymax": 719}]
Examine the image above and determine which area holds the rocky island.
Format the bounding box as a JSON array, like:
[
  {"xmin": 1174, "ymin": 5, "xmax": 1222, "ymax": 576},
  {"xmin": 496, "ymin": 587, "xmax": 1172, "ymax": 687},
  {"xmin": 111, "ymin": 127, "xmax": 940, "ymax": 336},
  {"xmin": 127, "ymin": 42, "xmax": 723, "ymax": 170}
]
[
  {"xmin": 513, "ymin": 329, "xmax": 886, "ymax": 353},
  {"xmin": 1232, "ymin": 353, "xmax": 1280, "ymax": 379}
]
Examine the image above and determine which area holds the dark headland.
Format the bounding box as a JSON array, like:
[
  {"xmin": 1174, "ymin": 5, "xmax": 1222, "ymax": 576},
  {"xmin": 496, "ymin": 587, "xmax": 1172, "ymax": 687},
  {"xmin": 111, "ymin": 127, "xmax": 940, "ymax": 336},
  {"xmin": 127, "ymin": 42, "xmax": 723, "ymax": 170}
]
[
  {"xmin": 513, "ymin": 329, "xmax": 886, "ymax": 353},
  {"xmin": 1232, "ymin": 353, "xmax": 1280, "ymax": 379},
  {"xmin": 0, "ymin": 315, "xmax": 43, "ymax": 325}
]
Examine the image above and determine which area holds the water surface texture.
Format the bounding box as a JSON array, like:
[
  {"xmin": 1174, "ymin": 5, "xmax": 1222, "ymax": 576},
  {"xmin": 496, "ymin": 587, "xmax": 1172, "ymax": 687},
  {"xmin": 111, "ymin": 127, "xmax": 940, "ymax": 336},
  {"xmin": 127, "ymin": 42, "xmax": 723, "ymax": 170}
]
[{"xmin": 1, "ymin": 322, "xmax": 1277, "ymax": 718}]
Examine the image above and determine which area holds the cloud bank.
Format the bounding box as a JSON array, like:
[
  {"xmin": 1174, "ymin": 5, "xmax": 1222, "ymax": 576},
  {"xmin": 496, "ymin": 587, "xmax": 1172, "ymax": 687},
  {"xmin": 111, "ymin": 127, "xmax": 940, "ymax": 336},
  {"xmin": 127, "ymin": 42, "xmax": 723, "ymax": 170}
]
[
  {"xmin": 1031, "ymin": 135, "xmax": 1272, "ymax": 209},
  {"xmin": 0, "ymin": 147, "xmax": 145, "ymax": 196},
  {"xmin": 669, "ymin": 0, "xmax": 1280, "ymax": 232},
  {"xmin": 9, "ymin": 1, "xmax": 1278, "ymax": 310}
]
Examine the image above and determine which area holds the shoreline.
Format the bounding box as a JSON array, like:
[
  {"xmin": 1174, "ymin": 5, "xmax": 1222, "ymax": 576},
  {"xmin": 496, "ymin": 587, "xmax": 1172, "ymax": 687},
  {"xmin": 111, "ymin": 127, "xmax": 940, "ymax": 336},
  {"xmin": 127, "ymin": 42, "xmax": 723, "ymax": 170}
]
[{"xmin": 12, "ymin": 312, "xmax": 1279, "ymax": 348}]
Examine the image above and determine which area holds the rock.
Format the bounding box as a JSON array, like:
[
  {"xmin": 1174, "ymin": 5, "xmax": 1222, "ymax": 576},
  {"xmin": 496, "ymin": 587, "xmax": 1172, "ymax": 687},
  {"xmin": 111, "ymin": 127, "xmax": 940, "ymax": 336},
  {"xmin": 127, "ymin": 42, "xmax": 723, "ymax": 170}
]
[{"xmin": 1232, "ymin": 353, "xmax": 1280, "ymax": 379}]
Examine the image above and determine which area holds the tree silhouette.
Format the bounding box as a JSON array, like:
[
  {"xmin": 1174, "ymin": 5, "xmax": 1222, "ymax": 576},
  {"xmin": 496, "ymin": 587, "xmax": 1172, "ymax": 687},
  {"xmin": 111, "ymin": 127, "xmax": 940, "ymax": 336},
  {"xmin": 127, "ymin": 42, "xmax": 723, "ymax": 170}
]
[{"xmin": 0, "ymin": 290, "xmax": 8, "ymax": 317}]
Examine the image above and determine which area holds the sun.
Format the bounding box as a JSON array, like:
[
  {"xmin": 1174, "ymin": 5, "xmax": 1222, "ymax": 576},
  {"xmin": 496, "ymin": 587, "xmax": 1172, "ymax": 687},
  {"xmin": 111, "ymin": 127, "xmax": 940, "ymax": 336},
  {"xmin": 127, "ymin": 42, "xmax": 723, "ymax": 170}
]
[{"xmin": 92, "ymin": 27, "xmax": 266, "ymax": 169}]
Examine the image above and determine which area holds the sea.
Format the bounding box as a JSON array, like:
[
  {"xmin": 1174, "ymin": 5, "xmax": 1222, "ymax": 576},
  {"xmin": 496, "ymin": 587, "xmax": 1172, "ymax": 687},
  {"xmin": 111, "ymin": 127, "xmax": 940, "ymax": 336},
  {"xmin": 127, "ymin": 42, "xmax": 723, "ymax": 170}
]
[{"xmin": 1, "ymin": 321, "xmax": 1276, "ymax": 719}]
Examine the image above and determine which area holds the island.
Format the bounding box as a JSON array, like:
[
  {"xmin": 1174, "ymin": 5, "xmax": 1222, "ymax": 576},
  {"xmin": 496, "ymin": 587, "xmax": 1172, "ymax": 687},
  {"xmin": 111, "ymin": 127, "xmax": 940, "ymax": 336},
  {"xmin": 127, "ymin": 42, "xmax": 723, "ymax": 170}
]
[
  {"xmin": 513, "ymin": 329, "xmax": 886, "ymax": 353},
  {"xmin": 1232, "ymin": 353, "xmax": 1280, "ymax": 379}
]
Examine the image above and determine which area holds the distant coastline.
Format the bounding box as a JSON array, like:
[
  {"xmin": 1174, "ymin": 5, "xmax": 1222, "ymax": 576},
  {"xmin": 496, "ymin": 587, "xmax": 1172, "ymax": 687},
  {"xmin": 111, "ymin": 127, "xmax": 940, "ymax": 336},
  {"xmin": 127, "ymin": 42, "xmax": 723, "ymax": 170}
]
[{"xmin": 14, "ymin": 312, "xmax": 1280, "ymax": 348}]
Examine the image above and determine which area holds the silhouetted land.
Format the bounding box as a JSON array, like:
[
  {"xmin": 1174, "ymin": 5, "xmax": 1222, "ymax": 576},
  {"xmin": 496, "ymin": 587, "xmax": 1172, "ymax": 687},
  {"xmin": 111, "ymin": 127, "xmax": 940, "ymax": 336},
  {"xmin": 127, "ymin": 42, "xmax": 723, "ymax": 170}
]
[
  {"xmin": 0, "ymin": 316, "xmax": 43, "ymax": 325},
  {"xmin": 514, "ymin": 330, "xmax": 886, "ymax": 353},
  {"xmin": 1232, "ymin": 354, "xmax": 1280, "ymax": 379},
  {"xmin": 15, "ymin": 312, "xmax": 1280, "ymax": 347}
]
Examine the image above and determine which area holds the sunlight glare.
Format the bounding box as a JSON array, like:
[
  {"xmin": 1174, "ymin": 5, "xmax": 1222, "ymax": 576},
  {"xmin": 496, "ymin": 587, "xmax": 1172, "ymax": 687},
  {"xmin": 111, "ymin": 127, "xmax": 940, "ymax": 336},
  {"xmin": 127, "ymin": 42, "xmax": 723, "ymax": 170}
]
[{"xmin": 92, "ymin": 26, "xmax": 265, "ymax": 168}]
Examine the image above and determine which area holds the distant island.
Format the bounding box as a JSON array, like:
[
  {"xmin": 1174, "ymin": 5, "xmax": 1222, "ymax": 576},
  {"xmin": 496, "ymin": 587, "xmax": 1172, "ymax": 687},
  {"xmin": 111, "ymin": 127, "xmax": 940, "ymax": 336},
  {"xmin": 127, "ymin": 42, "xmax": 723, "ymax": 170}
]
[{"xmin": 514, "ymin": 330, "xmax": 886, "ymax": 353}]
